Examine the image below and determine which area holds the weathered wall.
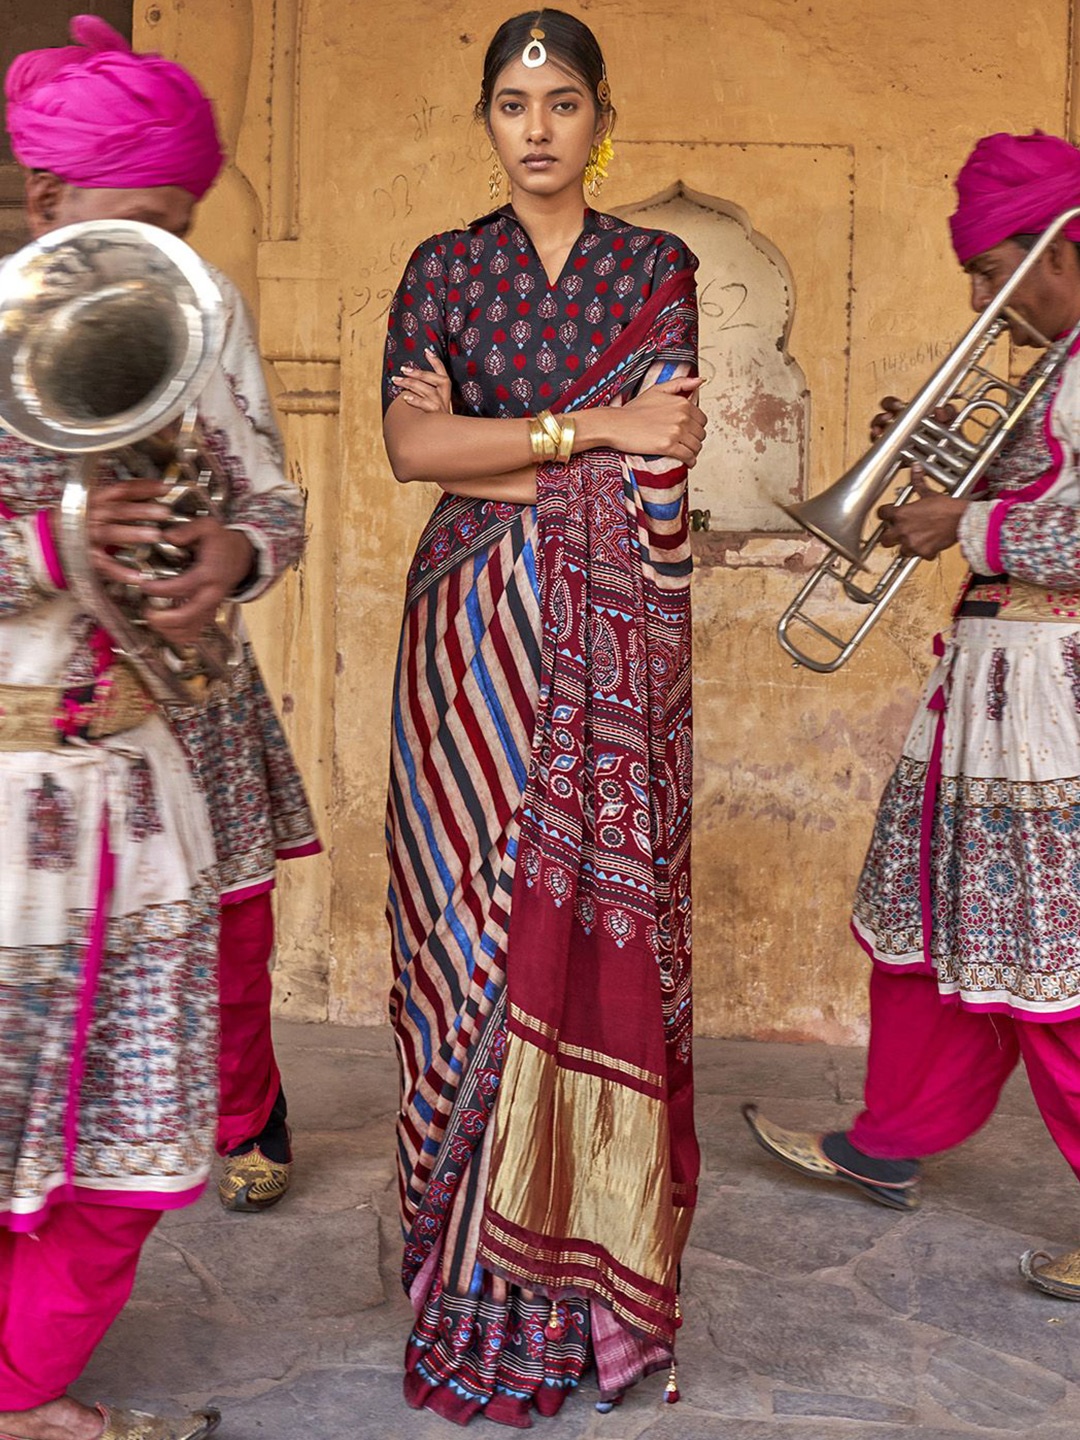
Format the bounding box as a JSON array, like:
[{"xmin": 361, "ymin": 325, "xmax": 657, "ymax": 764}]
[{"xmin": 135, "ymin": 0, "xmax": 1078, "ymax": 1040}]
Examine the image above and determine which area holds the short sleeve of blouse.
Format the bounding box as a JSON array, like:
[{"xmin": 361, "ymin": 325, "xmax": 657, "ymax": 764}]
[
  {"xmin": 647, "ymin": 233, "xmax": 699, "ymax": 294},
  {"xmin": 382, "ymin": 235, "xmax": 450, "ymax": 415}
]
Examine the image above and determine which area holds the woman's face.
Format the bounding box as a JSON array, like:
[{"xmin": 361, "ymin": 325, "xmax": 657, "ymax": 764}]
[{"xmin": 486, "ymin": 55, "xmax": 606, "ymax": 201}]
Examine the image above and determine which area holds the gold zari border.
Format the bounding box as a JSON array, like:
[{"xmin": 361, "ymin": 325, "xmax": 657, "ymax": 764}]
[
  {"xmin": 508, "ymin": 1002, "xmax": 664, "ymax": 1089},
  {"xmin": 484, "ymin": 1030, "xmax": 679, "ymax": 1301}
]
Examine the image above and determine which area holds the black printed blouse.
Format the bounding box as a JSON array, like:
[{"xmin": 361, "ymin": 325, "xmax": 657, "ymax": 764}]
[{"xmin": 382, "ymin": 205, "xmax": 697, "ymax": 420}]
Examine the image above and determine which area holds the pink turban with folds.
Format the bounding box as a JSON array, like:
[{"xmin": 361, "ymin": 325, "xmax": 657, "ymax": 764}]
[
  {"xmin": 950, "ymin": 131, "xmax": 1080, "ymax": 265},
  {"xmin": 4, "ymin": 15, "xmax": 223, "ymax": 199}
]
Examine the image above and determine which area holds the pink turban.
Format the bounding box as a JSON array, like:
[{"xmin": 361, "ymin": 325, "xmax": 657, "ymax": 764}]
[
  {"xmin": 4, "ymin": 15, "xmax": 223, "ymax": 199},
  {"xmin": 949, "ymin": 131, "xmax": 1080, "ymax": 265}
]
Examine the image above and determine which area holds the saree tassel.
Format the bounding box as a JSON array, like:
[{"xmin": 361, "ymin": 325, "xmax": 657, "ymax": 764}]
[
  {"xmin": 664, "ymin": 1362, "xmax": 681, "ymax": 1405},
  {"xmin": 544, "ymin": 1298, "xmax": 567, "ymax": 1341}
]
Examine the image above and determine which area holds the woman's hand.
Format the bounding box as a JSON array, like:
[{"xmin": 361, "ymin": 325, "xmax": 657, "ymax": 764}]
[
  {"xmin": 877, "ymin": 467, "xmax": 967, "ymax": 559},
  {"xmin": 597, "ymin": 377, "xmax": 707, "ymax": 467},
  {"xmin": 390, "ymin": 348, "xmax": 453, "ymax": 414}
]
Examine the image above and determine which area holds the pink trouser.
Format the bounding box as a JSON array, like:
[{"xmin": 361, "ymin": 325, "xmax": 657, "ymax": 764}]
[
  {"xmin": 0, "ymin": 1200, "xmax": 160, "ymax": 1409},
  {"xmin": 216, "ymin": 891, "xmax": 282, "ymax": 1155},
  {"xmin": 849, "ymin": 966, "xmax": 1080, "ymax": 1180}
]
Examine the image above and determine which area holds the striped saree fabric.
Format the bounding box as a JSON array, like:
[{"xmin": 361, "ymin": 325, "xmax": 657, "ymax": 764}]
[{"xmin": 386, "ymin": 265, "xmax": 700, "ymax": 1424}]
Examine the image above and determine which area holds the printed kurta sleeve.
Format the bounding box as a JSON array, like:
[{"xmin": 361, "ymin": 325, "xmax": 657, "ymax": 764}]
[
  {"xmin": 197, "ymin": 272, "xmax": 305, "ymax": 602},
  {"xmin": 382, "ymin": 235, "xmax": 450, "ymax": 415},
  {"xmin": 0, "ymin": 441, "xmax": 70, "ymax": 614},
  {"xmin": 963, "ymin": 355, "xmax": 1080, "ymax": 587},
  {"xmin": 648, "ymin": 235, "xmax": 699, "ymax": 295}
]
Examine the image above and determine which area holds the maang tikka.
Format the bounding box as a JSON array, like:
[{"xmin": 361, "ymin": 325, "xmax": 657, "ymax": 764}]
[{"xmin": 522, "ymin": 12, "xmax": 547, "ymax": 67}]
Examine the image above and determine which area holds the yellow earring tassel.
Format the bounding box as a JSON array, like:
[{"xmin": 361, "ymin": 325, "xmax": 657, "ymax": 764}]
[{"xmin": 584, "ymin": 135, "xmax": 615, "ymax": 198}]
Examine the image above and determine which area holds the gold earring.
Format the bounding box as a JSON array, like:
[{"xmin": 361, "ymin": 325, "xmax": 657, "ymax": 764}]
[
  {"xmin": 584, "ymin": 136, "xmax": 614, "ymax": 199},
  {"xmin": 489, "ymin": 158, "xmax": 503, "ymax": 203}
]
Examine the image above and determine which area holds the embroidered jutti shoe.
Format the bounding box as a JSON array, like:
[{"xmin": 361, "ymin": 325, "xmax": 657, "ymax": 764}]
[
  {"xmin": 218, "ymin": 1142, "xmax": 292, "ymax": 1212},
  {"xmin": 741, "ymin": 1103, "xmax": 921, "ymax": 1211},
  {"xmin": 1019, "ymin": 1246, "xmax": 1080, "ymax": 1299},
  {"xmin": 95, "ymin": 1406, "xmax": 220, "ymax": 1439}
]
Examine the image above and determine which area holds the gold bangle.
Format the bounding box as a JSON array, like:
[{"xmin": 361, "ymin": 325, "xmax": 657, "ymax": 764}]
[
  {"xmin": 555, "ymin": 416, "xmax": 576, "ymax": 464},
  {"xmin": 536, "ymin": 409, "xmax": 562, "ymax": 453},
  {"xmin": 528, "ymin": 415, "xmax": 557, "ymax": 462}
]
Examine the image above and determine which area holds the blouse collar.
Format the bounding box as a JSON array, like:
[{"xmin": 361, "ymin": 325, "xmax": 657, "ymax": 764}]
[{"xmin": 467, "ymin": 203, "xmax": 607, "ymax": 235}]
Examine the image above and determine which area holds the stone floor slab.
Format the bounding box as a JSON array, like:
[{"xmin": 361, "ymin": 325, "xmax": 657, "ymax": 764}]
[{"xmin": 73, "ymin": 1020, "xmax": 1080, "ymax": 1438}]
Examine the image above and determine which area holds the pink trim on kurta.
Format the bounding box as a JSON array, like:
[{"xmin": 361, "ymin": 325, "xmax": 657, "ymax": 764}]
[
  {"xmin": 2, "ymin": 1177, "xmax": 207, "ymax": 1235},
  {"xmin": 277, "ymin": 837, "xmax": 322, "ymax": 860},
  {"xmin": 913, "ymin": 631, "xmax": 950, "ymax": 967},
  {"xmin": 64, "ymin": 819, "xmax": 115, "ymax": 1185},
  {"xmin": 919, "ymin": 682, "xmax": 948, "ymax": 966},
  {"xmin": 220, "ymin": 876, "xmax": 275, "ymax": 906},
  {"xmin": 218, "ymin": 838, "xmax": 321, "ymax": 907},
  {"xmin": 984, "ymin": 329, "xmax": 1080, "ymax": 570},
  {"xmin": 850, "ymin": 919, "xmax": 1080, "ymax": 1024},
  {"xmin": 34, "ymin": 507, "xmax": 68, "ymax": 590},
  {"xmin": 0, "ymin": 499, "xmax": 14, "ymax": 520}
]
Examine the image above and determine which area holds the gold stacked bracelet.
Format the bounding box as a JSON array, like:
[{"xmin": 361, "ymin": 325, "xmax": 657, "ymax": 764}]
[{"xmin": 528, "ymin": 409, "xmax": 576, "ymax": 465}]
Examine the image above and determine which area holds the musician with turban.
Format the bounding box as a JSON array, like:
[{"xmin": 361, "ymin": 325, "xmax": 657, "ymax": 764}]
[
  {"xmin": 0, "ymin": 17, "xmax": 316, "ymax": 1439},
  {"xmin": 745, "ymin": 131, "xmax": 1080, "ymax": 1298}
]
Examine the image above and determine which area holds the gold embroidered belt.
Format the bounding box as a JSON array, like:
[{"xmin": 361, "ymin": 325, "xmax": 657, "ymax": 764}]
[
  {"xmin": 0, "ymin": 666, "xmax": 156, "ymax": 751},
  {"xmin": 961, "ymin": 578, "xmax": 1080, "ymax": 623}
]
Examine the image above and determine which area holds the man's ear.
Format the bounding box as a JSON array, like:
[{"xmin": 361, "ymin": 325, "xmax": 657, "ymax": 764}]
[{"xmin": 24, "ymin": 170, "xmax": 66, "ymax": 238}]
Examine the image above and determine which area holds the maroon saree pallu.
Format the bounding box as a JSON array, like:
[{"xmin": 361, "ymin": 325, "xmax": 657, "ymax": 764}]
[
  {"xmin": 477, "ymin": 269, "xmax": 700, "ymax": 1363},
  {"xmin": 388, "ymin": 265, "xmax": 699, "ymax": 1417}
]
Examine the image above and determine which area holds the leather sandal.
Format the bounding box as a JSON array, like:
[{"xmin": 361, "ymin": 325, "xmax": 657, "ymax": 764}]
[
  {"xmin": 96, "ymin": 1404, "xmax": 220, "ymax": 1440},
  {"xmin": 1019, "ymin": 1246, "xmax": 1080, "ymax": 1300},
  {"xmin": 741, "ymin": 1103, "xmax": 921, "ymax": 1211},
  {"xmin": 0, "ymin": 1406, "xmax": 218, "ymax": 1440}
]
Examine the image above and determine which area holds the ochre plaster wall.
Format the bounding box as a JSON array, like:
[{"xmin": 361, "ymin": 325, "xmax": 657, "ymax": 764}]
[{"xmin": 136, "ymin": 0, "xmax": 1077, "ymax": 1040}]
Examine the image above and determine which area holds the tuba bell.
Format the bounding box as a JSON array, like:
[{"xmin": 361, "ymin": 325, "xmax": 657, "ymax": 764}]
[
  {"xmin": 0, "ymin": 218, "xmax": 238, "ymax": 706},
  {"xmin": 777, "ymin": 206, "xmax": 1080, "ymax": 673}
]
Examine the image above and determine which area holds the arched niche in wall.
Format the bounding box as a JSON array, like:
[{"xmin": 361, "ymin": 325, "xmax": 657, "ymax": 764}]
[{"xmin": 615, "ymin": 183, "xmax": 808, "ymax": 532}]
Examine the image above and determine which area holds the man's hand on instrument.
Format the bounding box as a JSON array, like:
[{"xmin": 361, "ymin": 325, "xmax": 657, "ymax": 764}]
[
  {"xmin": 877, "ymin": 467, "xmax": 967, "ymax": 559},
  {"xmin": 869, "ymin": 396, "xmax": 958, "ymax": 446},
  {"xmin": 137, "ymin": 517, "xmax": 254, "ymax": 645},
  {"xmin": 391, "ymin": 349, "xmax": 453, "ymax": 413},
  {"xmin": 86, "ymin": 478, "xmax": 173, "ymax": 585}
]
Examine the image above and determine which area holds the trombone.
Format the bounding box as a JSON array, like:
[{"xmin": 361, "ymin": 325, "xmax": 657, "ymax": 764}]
[{"xmin": 777, "ymin": 206, "xmax": 1080, "ymax": 673}]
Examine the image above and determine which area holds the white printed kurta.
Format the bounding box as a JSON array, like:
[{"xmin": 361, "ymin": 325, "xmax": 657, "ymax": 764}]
[
  {"xmin": 0, "ymin": 270, "xmax": 311, "ymax": 1226},
  {"xmin": 166, "ymin": 267, "xmax": 319, "ymax": 898},
  {"xmin": 854, "ymin": 338, "xmax": 1080, "ymax": 1019}
]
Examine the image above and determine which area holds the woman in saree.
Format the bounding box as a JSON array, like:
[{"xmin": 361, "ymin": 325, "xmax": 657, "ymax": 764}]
[{"xmin": 382, "ymin": 10, "xmax": 705, "ymax": 1424}]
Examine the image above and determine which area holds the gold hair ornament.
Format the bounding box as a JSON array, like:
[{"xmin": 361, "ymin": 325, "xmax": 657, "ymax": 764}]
[
  {"xmin": 584, "ymin": 135, "xmax": 614, "ymax": 198},
  {"xmin": 522, "ymin": 14, "xmax": 547, "ymax": 68},
  {"xmin": 597, "ymin": 76, "xmax": 612, "ymax": 106}
]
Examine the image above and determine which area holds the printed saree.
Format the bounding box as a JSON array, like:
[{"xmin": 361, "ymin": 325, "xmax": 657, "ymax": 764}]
[{"xmin": 386, "ymin": 263, "xmax": 699, "ymax": 1424}]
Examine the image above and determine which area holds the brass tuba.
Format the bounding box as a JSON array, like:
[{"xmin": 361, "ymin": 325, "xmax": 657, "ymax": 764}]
[
  {"xmin": 777, "ymin": 206, "xmax": 1080, "ymax": 673},
  {"xmin": 0, "ymin": 218, "xmax": 238, "ymax": 705}
]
